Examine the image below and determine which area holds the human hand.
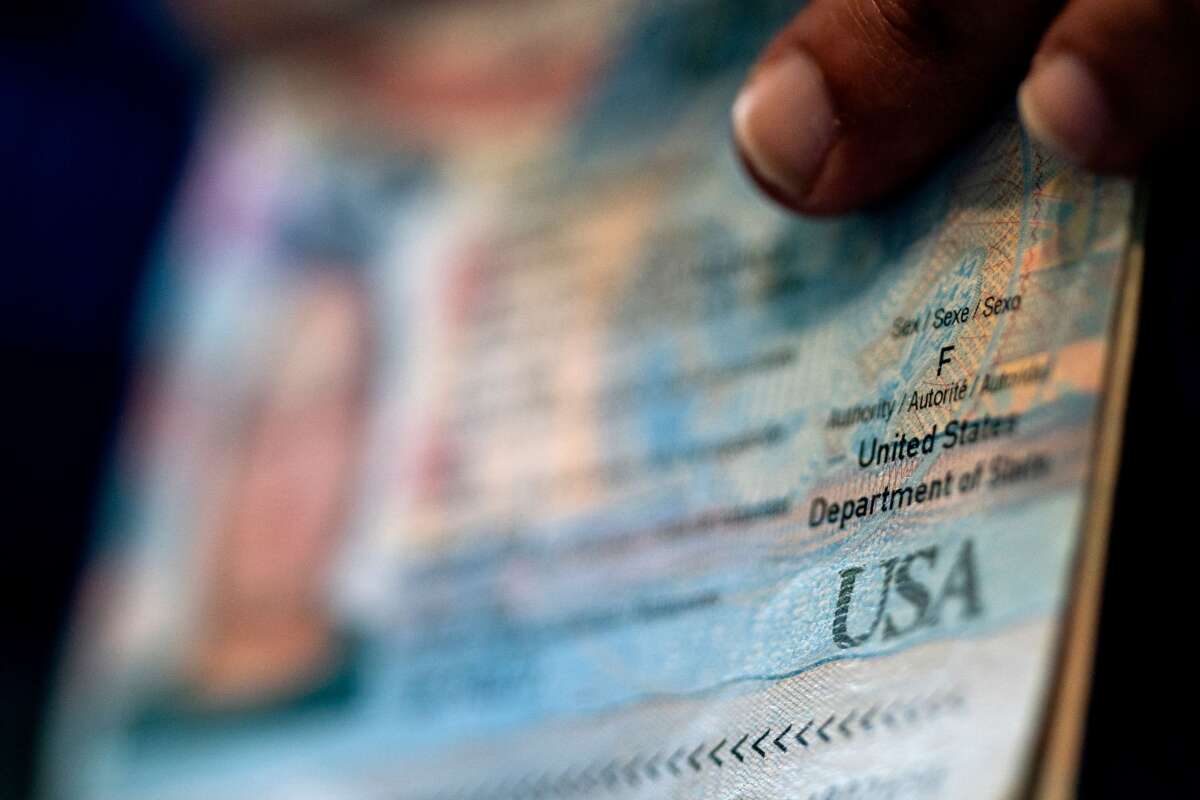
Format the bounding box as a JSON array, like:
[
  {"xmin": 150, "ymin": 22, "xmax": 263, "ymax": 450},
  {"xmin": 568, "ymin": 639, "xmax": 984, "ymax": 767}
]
[{"xmin": 732, "ymin": 0, "xmax": 1199, "ymax": 214}]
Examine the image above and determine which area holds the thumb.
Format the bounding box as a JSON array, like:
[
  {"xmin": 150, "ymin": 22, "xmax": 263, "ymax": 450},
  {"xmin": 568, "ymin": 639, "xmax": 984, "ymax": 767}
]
[{"xmin": 733, "ymin": 0, "xmax": 1058, "ymax": 215}]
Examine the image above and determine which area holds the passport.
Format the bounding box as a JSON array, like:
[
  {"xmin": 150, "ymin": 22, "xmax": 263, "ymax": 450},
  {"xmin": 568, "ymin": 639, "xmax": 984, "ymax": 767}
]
[{"xmin": 40, "ymin": 1, "xmax": 1141, "ymax": 797}]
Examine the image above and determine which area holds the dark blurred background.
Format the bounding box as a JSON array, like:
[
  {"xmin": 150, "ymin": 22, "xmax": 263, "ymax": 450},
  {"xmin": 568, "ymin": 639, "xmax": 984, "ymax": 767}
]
[
  {"xmin": 2, "ymin": 2, "xmax": 1196, "ymax": 798},
  {"xmin": 1077, "ymin": 149, "xmax": 1200, "ymax": 796},
  {"xmin": 3, "ymin": 3, "xmax": 199, "ymax": 796}
]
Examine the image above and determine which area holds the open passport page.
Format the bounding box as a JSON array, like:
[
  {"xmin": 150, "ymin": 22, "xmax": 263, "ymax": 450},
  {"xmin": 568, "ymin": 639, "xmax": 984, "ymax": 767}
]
[{"xmin": 41, "ymin": 1, "xmax": 1143, "ymax": 798}]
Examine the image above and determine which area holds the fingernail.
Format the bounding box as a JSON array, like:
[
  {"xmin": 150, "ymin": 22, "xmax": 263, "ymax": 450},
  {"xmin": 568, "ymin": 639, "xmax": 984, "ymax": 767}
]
[
  {"xmin": 733, "ymin": 50, "xmax": 836, "ymax": 201},
  {"xmin": 1018, "ymin": 53, "xmax": 1112, "ymax": 165}
]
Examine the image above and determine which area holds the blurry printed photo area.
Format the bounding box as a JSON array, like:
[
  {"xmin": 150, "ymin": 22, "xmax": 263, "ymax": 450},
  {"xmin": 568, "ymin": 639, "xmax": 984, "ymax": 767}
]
[{"xmin": 63, "ymin": 0, "xmax": 720, "ymax": 738}]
